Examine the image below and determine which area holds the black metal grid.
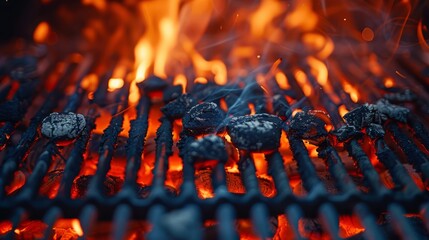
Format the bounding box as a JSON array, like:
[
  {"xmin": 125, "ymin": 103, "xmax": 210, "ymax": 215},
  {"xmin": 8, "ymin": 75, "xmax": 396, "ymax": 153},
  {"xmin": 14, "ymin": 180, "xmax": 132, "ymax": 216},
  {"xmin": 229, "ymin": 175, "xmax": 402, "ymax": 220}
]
[{"xmin": 0, "ymin": 51, "xmax": 428, "ymax": 240}]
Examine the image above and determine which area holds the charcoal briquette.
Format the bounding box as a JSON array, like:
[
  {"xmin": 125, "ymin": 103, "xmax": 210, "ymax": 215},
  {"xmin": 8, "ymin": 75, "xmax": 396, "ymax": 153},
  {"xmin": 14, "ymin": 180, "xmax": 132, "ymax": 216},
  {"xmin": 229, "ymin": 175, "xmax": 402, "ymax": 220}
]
[
  {"xmin": 183, "ymin": 102, "xmax": 225, "ymax": 136},
  {"xmin": 343, "ymin": 104, "xmax": 383, "ymax": 129},
  {"xmin": 41, "ymin": 112, "xmax": 86, "ymax": 141},
  {"xmin": 136, "ymin": 75, "xmax": 168, "ymax": 92},
  {"xmin": 226, "ymin": 114, "xmax": 282, "ymax": 152},
  {"xmin": 161, "ymin": 94, "xmax": 196, "ymax": 119},
  {"xmin": 289, "ymin": 111, "xmax": 328, "ymax": 145},
  {"xmin": 188, "ymin": 135, "xmax": 228, "ymax": 167}
]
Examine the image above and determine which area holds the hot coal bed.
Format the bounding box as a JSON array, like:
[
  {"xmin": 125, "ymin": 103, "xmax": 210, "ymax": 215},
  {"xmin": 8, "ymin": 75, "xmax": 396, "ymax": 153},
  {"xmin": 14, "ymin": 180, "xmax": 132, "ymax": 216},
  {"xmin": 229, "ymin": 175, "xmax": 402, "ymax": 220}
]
[{"xmin": 1, "ymin": 0, "xmax": 429, "ymax": 239}]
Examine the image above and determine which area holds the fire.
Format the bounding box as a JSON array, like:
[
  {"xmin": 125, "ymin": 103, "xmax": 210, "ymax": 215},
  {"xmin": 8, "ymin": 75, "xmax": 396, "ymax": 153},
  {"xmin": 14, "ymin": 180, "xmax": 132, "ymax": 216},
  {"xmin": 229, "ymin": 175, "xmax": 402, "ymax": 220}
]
[
  {"xmin": 294, "ymin": 70, "xmax": 312, "ymax": 97},
  {"xmin": 108, "ymin": 78, "xmax": 124, "ymax": 92},
  {"xmin": 33, "ymin": 21, "xmax": 51, "ymax": 43},
  {"xmin": 71, "ymin": 219, "xmax": 83, "ymax": 237}
]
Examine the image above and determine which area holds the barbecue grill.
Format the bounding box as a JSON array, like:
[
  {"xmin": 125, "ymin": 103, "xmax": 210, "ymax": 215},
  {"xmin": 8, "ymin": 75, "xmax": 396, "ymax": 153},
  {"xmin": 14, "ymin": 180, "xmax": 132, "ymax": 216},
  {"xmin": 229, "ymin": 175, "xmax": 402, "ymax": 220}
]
[{"xmin": 0, "ymin": 0, "xmax": 429, "ymax": 239}]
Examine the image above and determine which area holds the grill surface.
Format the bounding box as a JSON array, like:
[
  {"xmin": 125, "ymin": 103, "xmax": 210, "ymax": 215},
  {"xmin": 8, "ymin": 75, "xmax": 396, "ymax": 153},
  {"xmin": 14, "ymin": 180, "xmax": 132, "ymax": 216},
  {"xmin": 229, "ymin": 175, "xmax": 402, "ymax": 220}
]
[{"xmin": 0, "ymin": 0, "xmax": 429, "ymax": 239}]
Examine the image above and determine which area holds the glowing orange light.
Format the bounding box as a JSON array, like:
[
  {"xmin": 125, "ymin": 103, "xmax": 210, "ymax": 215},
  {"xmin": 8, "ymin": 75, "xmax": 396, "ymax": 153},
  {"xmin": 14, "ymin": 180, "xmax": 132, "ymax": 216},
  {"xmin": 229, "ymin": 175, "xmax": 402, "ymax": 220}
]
[
  {"xmin": 194, "ymin": 77, "xmax": 208, "ymax": 84},
  {"xmin": 338, "ymin": 105, "xmax": 349, "ymax": 118},
  {"xmin": 362, "ymin": 27, "xmax": 375, "ymax": 42},
  {"xmin": 71, "ymin": 219, "xmax": 83, "ymax": 237},
  {"xmin": 275, "ymin": 71, "xmax": 290, "ymax": 89},
  {"xmin": 302, "ymin": 33, "xmax": 334, "ymax": 59},
  {"xmin": 249, "ymin": 0, "xmax": 286, "ymax": 37},
  {"xmin": 294, "ymin": 70, "xmax": 312, "ymax": 97},
  {"xmin": 128, "ymin": 81, "xmax": 140, "ymax": 104},
  {"xmin": 173, "ymin": 74, "xmax": 187, "ymax": 93},
  {"xmin": 33, "ymin": 21, "xmax": 50, "ymax": 43},
  {"xmin": 135, "ymin": 39, "xmax": 153, "ymax": 83},
  {"xmin": 108, "ymin": 78, "xmax": 124, "ymax": 92},
  {"xmin": 284, "ymin": 0, "xmax": 318, "ymax": 31},
  {"xmin": 384, "ymin": 77, "xmax": 395, "ymax": 88},
  {"xmin": 81, "ymin": 0, "xmax": 106, "ymax": 10},
  {"xmin": 343, "ymin": 82, "xmax": 359, "ymax": 103},
  {"xmin": 80, "ymin": 74, "xmax": 99, "ymax": 91}
]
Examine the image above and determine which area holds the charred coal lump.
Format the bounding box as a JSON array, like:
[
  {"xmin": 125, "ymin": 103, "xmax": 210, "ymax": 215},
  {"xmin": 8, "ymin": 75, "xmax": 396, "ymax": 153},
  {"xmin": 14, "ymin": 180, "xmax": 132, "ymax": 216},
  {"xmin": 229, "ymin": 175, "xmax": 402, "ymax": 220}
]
[{"xmin": 226, "ymin": 113, "xmax": 282, "ymax": 152}]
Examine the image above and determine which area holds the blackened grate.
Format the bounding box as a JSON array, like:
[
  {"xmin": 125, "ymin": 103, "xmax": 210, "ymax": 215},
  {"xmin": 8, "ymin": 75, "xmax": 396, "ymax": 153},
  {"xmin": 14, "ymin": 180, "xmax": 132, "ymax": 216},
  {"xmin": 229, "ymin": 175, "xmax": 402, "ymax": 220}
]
[{"xmin": 0, "ymin": 50, "xmax": 428, "ymax": 240}]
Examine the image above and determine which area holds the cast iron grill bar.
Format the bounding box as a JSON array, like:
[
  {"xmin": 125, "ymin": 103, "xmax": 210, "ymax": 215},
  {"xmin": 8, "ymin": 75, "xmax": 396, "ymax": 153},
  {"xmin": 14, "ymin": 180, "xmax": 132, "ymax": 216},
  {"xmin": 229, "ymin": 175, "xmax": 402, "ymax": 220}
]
[
  {"xmin": 150, "ymin": 117, "xmax": 173, "ymax": 190},
  {"xmin": 388, "ymin": 204, "xmax": 420, "ymax": 240},
  {"xmin": 267, "ymin": 151, "xmax": 293, "ymax": 197},
  {"xmin": 216, "ymin": 203, "xmax": 240, "ymax": 240},
  {"xmin": 0, "ymin": 77, "xmax": 40, "ymax": 148},
  {"xmin": 407, "ymin": 116, "xmax": 429, "ymax": 151},
  {"xmin": 345, "ymin": 140, "xmax": 387, "ymax": 193},
  {"xmin": 386, "ymin": 121, "xmax": 429, "ymax": 186},
  {"xmin": 4, "ymin": 207, "xmax": 25, "ymax": 240},
  {"xmin": 122, "ymin": 94, "xmax": 150, "ymax": 190},
  {"xmin": 354, "ymin": 204, "xmax": 387, "ymax": 240},
  {"xmin": 112, "ymin": 203, "xmax": 132, "ymax": 240},
  {"xmin": 0, "ymin": 63, "xmax": 76, "ymax": 199},
  {"xmin": 78, "ymin": 204, "xmax": 97, "ymax": 240},
  {"xmin": 212, "ymin": 159, "xmax": 240, "ymax": 240},
  {"xmin": 147, "ymin": 204, "xmax": 167, "ymax": 239},
  {"xmin": 87, "ymin": 82, "xmax": 129, "ymax": 198},
  {"xmin": 41, "ymin": 206, "xmax": 62, "ymax": 240},
  {"xmin": 374, "ymin": 138, "xmax": 421, "ymax": 193},
  {"xmin": 285, "ymin": 205, "xmax": 307, "ymax": 240},
  {"xmin": 179, "ymin": 134, "xmax": 197, "ymax": 195},
  {"xmin": 56, "ymin": 111, "xmax": 97, "ymax": 198},
  {"xmin": 147, "ymin": 116, "xmax": 174, "ymax": 239},
  {"xmin": 238, "ymin": 152, "xmax": 272, "ymax": 238}
]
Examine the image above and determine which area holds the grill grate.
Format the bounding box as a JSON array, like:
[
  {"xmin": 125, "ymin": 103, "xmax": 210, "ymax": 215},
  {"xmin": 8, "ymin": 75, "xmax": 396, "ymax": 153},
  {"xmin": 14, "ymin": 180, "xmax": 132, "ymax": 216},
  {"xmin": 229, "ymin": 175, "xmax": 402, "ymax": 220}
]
[{"xmin": 0, "ymin": 51, "xmax": 429, "ymax": 240}]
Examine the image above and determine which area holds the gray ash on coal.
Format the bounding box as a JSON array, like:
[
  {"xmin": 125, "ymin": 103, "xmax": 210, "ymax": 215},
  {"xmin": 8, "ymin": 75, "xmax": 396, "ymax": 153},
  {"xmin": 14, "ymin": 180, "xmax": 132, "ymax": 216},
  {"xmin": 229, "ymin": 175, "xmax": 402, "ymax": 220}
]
[
  {"xmin": 226, "ymin": 113, "xmax": 282, "ymax": 152},
  {"xmin": 41, "ymin": 112, "xmax": 86, "ymax": 142},
  {"xmin": 183, "ymin": 102, "xmax": 225, "ymax": 136},
  {"xmin": 188, "ymin": 135, "xmax": 228, "ymax": 169},
  {"xmin": 161, "ymin": 94, "xmax": 196, "ymax": 120},
  {"xmin": 289, "ymin": 111, "xmax": 328, "ymax": 145}
]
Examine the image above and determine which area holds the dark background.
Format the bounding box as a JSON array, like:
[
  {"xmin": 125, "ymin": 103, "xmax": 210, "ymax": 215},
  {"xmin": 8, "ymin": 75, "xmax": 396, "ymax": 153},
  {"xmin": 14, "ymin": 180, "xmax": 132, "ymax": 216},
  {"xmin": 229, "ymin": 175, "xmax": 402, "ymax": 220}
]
[{"xmin": 0, "ymin": 0, "xmax": 40, "ymax": 43}]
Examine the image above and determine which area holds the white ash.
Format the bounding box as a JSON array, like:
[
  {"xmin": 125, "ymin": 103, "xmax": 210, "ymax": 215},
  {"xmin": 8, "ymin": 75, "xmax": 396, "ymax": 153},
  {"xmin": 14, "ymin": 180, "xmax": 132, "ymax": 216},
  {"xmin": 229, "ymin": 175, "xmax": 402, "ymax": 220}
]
[
  {"xmin": 41, "ymin": 112, "xmax": 86, "ymax": 140},
  {"xmin": 227, "ymin": 114, "xmax": 282, "ymax": 151}
]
